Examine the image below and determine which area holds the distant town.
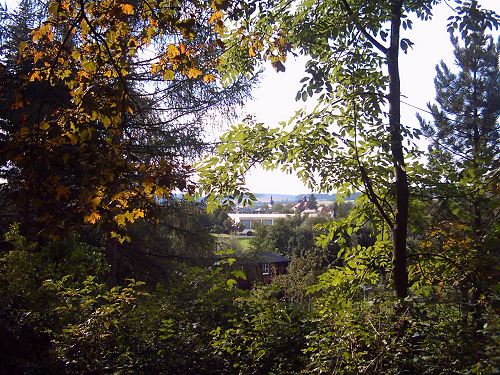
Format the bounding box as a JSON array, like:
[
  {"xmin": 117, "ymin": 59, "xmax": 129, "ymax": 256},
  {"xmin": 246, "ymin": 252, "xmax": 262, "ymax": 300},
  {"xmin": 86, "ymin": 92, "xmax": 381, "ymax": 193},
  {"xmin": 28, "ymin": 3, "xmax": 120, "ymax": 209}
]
[{"xmin": 228, "ymin": 192, "xmax": 359, "ymax": 234}]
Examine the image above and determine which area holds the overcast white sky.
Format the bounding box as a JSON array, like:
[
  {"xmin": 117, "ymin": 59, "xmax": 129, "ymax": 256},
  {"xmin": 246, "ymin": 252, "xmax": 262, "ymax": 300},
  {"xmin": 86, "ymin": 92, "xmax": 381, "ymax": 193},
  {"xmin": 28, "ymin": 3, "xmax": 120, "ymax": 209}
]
[
  {"xmin": 4, "ymin": 0, "xmax": 498, "ymax": 195},
  {"xmin": 241, "ymin": 0, "xmax": 499, "ymax": 195}
]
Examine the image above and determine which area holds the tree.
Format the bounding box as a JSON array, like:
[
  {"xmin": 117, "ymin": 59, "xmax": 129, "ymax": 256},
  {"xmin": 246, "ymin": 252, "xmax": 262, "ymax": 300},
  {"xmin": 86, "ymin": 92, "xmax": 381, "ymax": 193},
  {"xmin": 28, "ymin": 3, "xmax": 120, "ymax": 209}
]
[
  {"xmin": 198, "ymin": 0, "xmax": 498, "ymax": 299},
  {"xmin": 0, "ymin": 0, "xmax": 254, "ymax": 245},
  {"xmin": 306, "ymin": 194, "xmax": 317, "ymax": 210},
  {"xmin": 223, "ymin": 217, "xmax": 238, "ymax": 233},
  {"xmin": 417, "ymin": 26, "xmax": 499, "ymax": 325},
  {"xmin": 0, "ymin": 0, "xmax": 255, "ymax": 285},
  {"xmin": 207, "ymin": 207, "xmax": 231, "ymax": 233},
  {"xmin": 419, "ymin": 29, "xmax": 499, "ymax": 235},
  {"xmin": 200, "ymin": 0, "xmax": 416, "ymax": 294},
  {"xmin": 250, "ymin": 218, "xmax": 295, "ymax": 255},
  {"xmin": 114, "ymin": 199, "xmax": 219, "ymax": 284}
]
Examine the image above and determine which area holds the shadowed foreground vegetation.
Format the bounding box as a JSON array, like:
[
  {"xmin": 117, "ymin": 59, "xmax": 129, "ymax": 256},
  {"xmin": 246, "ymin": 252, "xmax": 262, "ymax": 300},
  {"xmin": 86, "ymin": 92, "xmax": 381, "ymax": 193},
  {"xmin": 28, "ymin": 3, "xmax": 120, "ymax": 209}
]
[{"xmin": 0, "ymin": 0, "xmax": 498, "ymax": 373}]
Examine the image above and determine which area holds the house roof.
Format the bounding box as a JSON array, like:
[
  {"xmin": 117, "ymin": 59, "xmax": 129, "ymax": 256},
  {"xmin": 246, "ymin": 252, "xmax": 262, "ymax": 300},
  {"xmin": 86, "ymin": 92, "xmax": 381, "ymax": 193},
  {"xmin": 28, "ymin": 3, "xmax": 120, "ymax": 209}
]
[
  {"xmin": 233, "ymin": 251, "xmax": 290, "ymax": 265},
  {"xmin": 256, "ymin": 252, "xmax": 290, "ymax": 263},
  {"xmin": 228, "ymin": 213, "xmax": 293, "ymax": 220}
]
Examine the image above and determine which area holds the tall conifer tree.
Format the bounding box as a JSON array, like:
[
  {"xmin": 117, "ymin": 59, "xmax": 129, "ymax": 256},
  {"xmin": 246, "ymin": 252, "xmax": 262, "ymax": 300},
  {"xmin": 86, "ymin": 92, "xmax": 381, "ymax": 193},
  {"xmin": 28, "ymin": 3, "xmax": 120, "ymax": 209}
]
[
  {"xmin": 419, "ymin": 29, "xmax": 499, "ymax": 324},
  {"xmin": 419, "ymin": 30, "xmax": 499, "ymax": 236}
]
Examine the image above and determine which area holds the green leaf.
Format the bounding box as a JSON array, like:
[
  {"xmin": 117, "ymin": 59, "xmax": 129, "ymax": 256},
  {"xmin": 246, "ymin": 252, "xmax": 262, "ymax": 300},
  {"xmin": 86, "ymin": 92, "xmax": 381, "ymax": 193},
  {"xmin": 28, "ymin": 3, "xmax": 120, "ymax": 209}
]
[
  {"xmin": 231, "ymin": 269, "xmax": 247, "ymax": 280},
  {"xmin": 226, "ymin": 279, "xmax": 237, "ymax": 289}
]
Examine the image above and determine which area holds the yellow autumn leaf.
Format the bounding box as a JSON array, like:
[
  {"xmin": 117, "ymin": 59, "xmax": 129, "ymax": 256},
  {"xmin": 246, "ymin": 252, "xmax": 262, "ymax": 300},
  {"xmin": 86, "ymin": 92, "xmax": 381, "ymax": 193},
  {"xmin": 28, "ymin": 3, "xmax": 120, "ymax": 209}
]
[
  {"xmin": 102, "ymin": 116, "xmax": 111, "ymax": 128},
  {"xmin": 33, "ymin": 51, "xmax": 43, "ymax": 63},
  {"xmin": 214, "ymin": 20, "xmax": 225, "ymax": 34},
  {"xmin": 142, "ymin": 177, "xmax": 154, "ymax": 195},
  {"xmin": 110, "ymin": 231, "xmax": 131, "ymax": 243},
  {"xmin": 151, "ymin": 63, "xmax": 161, "ymax": 74},
  {"xmin": 64, "ymin": 132, "xmax": 78, "ymax": 145},
  {"xmin": 78, "ymin": 70, "xmax": 90, "ymax": 79},
  {"xmin": 102, "ymin": 69, "xmax": 116, "ymax": 78},
  {"xmin": 48, "ymin": 1, "xmax": 59, "ymax": 16},
  {"xmin": 133, "ymin": 209, "xmax": 145, "ymax": 219},
  {"xmin": 128, "ymin": 37, "xmax": 138, "ymax": 47},
  {"xmin": 203, "ymin": 74, "xmax": 216, "ymax": 83},
  {"xmin": 209, "ymin": 10, "xmax": 223, "ymax": 25},
  {"xmin": 188, "ymin": 67, "xmax": 203, "ymax": 79},
  {"xmin": 121, "ymin": 3, "xmax": 134, "ymax": 15},
  {"xmin": 58, "ymin": 69, "xmax": 72, "ymax": 80},
  {"xmin": 114, "ymin": 213, "xmax": 127, "ymax": 227},
  {"xmin": 248, "ymin": 46, "xmax": 256, "ymax": 57},
  {"xmin": 39, "ymin": 121, "xmax": 50, "ymax": 130},
  {"xmin": 154, "ymin": 185, "xmax": 165, "ymax": 197},
  {"xmin": 115, "ymin": 209, "xmax": 143, "ymax": 226},
  {"xmin": 32, "ymin": 24, "xmax": 50, "ymax": 42},
  {"xmin": 30, "ymin": 70, "xmax": 42, "ymax": 82},
  {"xmin": 111, "ymin": 192, "xmax": 130, "ymax": 208},
  {"xmin": 166, "ymin": 44, "xmax": 180, "ymax": 59},
  {"xmin": 90, "ymin": 195, "xmax": 102, "ymax": 208},
  {"xmin": 82, "ymin": 60, "xmax": 97, "ymax": 73},
  {"xmin": 124, "ymin": 210, "xmax": 135, "ymax": 222},
  {"xmin": 118, "ymin": 234, "xmax": 130, "ymax": 243},
  {"xmin": 85, "ymin": 211, "xmax": 101, "ymax": 224}
]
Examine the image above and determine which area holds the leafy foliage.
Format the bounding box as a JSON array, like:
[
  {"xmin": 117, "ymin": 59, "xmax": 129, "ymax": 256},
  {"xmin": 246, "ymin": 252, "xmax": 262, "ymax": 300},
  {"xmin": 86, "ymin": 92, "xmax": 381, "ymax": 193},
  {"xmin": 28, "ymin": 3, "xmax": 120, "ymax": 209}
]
[
  {"xmin": 414, "ymin": 21, "xmax": 499, "ymax": 333},
  {"xmin": 211, "ymin": 286, "xmax": 311, "ymax": 374},
  {"xmin": 0, "ymin": 0, "xmax": 253, "ymax": 242},
  {"xmin": 0, "ymin": 225, "xmax": 244, "ymax": 374},
  {"xmin": 249, "ymin": 215, "xmax": 336, "ymax": 258},
  {"xmin": 0, "ymin": 1, "xmax": 498, "ymax": 374}
]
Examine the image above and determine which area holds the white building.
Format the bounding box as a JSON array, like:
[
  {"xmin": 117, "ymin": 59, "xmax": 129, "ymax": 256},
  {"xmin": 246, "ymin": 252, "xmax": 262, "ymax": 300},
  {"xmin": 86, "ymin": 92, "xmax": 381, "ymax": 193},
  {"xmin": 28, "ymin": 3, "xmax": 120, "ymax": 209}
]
[{"xmin": 228, "ymin": 213, "xmax": 293, "ymax": 230}]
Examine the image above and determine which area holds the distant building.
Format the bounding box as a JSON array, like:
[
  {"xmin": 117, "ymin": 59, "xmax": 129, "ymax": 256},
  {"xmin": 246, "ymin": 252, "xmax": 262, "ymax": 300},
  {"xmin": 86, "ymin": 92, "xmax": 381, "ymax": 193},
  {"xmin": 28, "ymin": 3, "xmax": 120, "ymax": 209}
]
[
  {"xmin": 268, "ymin": 195, "xmax": 274, "ymax": 208},
  {"xmin": 228, "ymin": 213, "xmax": 293, "ymax": 230},
  {"xmin": 235, "ymin": 252, "xmax": 289, "ymax": 289},
  {"xmin": 301, "ymin": 209, "xmax": 318, "ymax": 216},
  {"xmin": 292, "ymin": 195, "xmax": 308, "ymax": 212}
]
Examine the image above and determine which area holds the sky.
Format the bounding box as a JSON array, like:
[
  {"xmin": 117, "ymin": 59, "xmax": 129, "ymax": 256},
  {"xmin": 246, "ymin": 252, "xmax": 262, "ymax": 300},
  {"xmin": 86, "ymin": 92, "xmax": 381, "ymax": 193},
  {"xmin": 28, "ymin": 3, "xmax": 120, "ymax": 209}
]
[
  {"xmin": 239, "ymin": 0, "xmax": 499, "ymax": 195},
  {"xmin": 3, "ymin": 0, "xmax": 498, "ymax": 195}
]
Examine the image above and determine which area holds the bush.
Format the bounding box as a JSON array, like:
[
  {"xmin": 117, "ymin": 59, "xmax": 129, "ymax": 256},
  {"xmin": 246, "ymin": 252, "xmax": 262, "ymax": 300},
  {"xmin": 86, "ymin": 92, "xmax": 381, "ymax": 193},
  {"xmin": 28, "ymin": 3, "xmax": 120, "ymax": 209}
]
[{"xmin": 211, "ymin": 285, "xmax": 312, "ymax": 374}]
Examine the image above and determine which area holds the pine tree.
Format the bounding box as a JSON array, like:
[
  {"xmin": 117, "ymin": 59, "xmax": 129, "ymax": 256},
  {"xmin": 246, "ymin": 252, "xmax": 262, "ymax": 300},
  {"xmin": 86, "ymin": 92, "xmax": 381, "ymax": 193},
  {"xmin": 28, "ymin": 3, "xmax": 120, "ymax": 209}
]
[
  {"xmin": 306, "ymin": 194, "xmax": 317, "ymax": 210},
  {"xmin": 419, "ymin": 30, "xmax": 499, "ymax": 235},
  {"xmin": 418, "ymin": 29, "xmax": 499, "ymax": 328},
  {"xmin": 0, "ymin": 0, "xmax": 252, "ymax": 241}
]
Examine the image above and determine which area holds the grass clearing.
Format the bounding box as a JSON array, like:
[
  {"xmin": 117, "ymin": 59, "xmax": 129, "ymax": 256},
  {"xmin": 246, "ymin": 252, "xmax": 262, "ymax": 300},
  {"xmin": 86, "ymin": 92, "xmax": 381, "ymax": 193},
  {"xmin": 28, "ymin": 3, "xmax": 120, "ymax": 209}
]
[{"xmin": 211, "ymin": 233, "xmax": 252, "ymax": 251}]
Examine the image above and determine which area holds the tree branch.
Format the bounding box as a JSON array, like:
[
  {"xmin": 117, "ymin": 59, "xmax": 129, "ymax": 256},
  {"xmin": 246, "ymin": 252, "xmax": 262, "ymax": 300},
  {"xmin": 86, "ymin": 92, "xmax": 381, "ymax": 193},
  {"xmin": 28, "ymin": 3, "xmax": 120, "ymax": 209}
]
[{"xmin": 339, "ymin": 0, "xmax": 389, "ymax": 54}]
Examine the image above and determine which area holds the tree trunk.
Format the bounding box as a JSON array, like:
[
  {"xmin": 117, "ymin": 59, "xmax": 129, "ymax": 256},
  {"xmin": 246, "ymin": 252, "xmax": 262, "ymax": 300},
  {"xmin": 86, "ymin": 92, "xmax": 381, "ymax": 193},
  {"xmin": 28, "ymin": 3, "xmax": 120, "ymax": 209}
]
[
  {"xmin": 471, "ymin": 69, "xmax": 484, "ymax": 331},
  {"xmin": 388, "ymin": 0, "xmax": 409, "ymax": 299}
]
